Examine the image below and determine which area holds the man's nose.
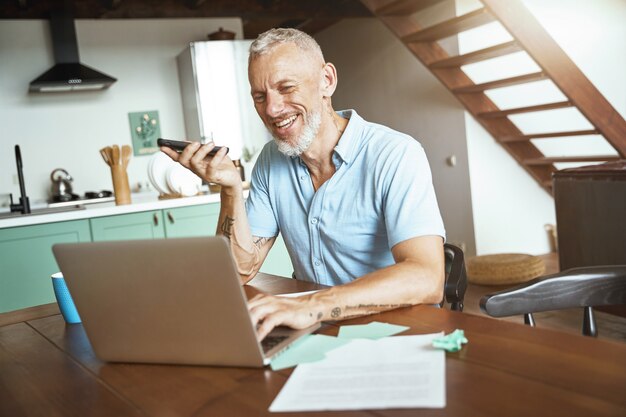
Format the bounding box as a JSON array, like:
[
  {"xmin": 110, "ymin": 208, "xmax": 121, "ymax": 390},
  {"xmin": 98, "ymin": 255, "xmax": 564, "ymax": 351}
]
[{"xmin": 264, "ymin": 91, "xmax": 284, "ymax": 118}]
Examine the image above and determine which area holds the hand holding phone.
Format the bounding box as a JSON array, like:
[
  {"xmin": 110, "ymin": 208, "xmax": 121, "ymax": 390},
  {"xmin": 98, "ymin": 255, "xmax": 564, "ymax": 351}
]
[{"xmin": 157, "ymin": 138, "xmax": 229, "ymax": 157}]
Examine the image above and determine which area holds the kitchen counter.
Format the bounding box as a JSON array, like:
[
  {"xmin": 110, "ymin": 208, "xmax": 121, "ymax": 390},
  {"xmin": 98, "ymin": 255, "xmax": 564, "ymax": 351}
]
[{"xmin": 0, "ymin": 191, "xmax": 237, "ymax": 229}]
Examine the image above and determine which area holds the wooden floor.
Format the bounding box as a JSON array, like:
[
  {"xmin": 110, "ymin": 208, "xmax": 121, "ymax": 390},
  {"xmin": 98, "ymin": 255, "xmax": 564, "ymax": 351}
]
[{"xmin": 463, "ymin": 253, "xmax": 626, "ymax": 343}]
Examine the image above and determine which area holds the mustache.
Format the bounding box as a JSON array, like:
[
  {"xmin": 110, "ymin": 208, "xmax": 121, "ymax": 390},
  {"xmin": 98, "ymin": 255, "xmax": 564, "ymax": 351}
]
[{"xmin": 268, "ymin": 113, "xmax": 298, "ymax": 124}]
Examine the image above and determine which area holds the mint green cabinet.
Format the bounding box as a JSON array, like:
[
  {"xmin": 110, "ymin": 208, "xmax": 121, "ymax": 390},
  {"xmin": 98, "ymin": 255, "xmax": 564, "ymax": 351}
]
[
  {"xmin": 0, "ymin": 202, "xmax": 294, "ymax": 314},
  {"xmin": 260, "ymin": 233, "xmax": 294, "ymax": 278},
  {"xmin": 163, "ymin": 204, "xmax": 220, "ymax": 238},
  {"xmin": 90, "ymin": 210, "xmax": 165, "ymax": 241},
  {"xmin": 0, "ymin": 220, "xmax": 91, "ymax": 313}
]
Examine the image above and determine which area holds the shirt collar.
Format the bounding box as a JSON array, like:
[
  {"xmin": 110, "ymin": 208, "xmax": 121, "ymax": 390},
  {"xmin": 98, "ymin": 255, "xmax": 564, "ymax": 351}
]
[{"xmin": 333, "ymin": 109, "xmax": 363, "ymax": 166}]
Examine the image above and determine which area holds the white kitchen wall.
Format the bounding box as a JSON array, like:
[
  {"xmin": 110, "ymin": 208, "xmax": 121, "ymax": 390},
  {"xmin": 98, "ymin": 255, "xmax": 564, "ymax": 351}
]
[
  {"xmin": 457, "ymin": 0, "xmax": 626, "ymax": 255},
  {"xmin": 315, "ymin": 7, "xmax": 478, "ymax": 256},
  {"xmin": 0, "ymin": 18, "xmax": 242, "ymax": 205}
]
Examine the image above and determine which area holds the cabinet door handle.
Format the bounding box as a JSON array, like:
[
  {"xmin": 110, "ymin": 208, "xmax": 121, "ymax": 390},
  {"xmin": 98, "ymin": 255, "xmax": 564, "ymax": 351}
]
[
  {"xmin": 167, "ymin": 212, "xmax": 175, "ymax": 224},
  {"xmin": 153, "ymin": 213, "xmax": 159, "ymax": 226}
]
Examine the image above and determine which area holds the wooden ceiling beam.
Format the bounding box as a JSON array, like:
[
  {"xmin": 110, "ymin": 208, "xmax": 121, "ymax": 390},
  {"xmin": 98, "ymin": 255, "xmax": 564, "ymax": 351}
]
[{"xmin": 0, "ymin": 0, "xmax": 372, "ymax": 20}]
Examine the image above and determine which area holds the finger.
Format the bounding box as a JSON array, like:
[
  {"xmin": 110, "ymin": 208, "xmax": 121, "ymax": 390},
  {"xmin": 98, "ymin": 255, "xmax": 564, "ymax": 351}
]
[
  {"xmin": 190, "ymin": 142, "xmax": 216, "ymax": 166},
  {"xmin": 248, "ymin": 293, "xmax": 272, "ymax": 305},
  {"xmin": 160, "ymin": 147, "xmax": 180, "ymax": 161},
  {"xmin": 256, "ymin": 314, "xmax": 283, "ymax": 341},
  {"xmin": 248, "ymin": 301, "xmax": 275, "ymax": 327},
  {"xmin": 178, "ymin": 141, "xmax": 201, "ymax": 168},
  {"xmin": 208, "ymin": 145, "xmax": 230, "ymax": 167}
]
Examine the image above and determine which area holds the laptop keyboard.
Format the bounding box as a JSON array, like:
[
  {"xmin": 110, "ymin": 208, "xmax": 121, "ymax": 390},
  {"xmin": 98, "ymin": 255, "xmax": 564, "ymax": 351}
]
[{"xmin": 261, "ymin": 335, "xmax": 289, "ymax": 353}]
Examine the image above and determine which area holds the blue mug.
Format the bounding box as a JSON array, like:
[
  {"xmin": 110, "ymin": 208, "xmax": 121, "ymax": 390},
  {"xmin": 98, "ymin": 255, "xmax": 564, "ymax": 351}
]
[{"xmin": 51, "ymin": 272, "xmax": 81, "ymax": 324}]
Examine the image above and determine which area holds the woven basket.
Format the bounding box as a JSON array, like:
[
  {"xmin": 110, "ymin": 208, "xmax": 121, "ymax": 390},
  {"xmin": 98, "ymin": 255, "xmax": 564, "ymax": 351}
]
[{"xmin": 466, "ymin": 253, "xmax": 546, "ymax": 285}]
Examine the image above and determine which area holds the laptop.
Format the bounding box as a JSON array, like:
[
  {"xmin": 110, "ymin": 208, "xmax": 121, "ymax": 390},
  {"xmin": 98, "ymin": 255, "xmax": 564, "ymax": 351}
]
[{"xmin": 52, "ymin": 236, "xmax": 319, "ymax": 367}]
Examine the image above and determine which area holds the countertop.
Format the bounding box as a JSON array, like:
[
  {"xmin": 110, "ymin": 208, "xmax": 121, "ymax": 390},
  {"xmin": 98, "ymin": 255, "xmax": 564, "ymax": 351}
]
[{"xmin": 0, "ymin": 191, "xmax": 233, "ymax": 229}]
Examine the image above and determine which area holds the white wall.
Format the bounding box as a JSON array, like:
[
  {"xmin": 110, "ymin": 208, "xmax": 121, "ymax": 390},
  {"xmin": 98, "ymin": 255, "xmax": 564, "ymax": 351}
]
[
  {"xmin": 0, "ymin": 18, "xmax": 242, "ymax": 205},
  {"xmin": 315, "ymin": 11, "xmax": 477, "ymax": 255},
  {"xmin": 457, "ymin": 0, "xmax": 626, "ymax": 255}
]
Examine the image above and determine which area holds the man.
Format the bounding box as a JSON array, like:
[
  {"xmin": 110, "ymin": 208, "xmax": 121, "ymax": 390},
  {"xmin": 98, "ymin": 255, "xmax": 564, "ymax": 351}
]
[{"xmin": 162, "ymin": 28, "xmax": 445, "ymax": 341}]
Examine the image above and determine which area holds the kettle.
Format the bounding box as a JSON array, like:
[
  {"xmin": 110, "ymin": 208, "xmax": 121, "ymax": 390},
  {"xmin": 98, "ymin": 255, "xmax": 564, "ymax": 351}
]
[{"xmin": 50, "ymin": 168, "xmax": 74, "ymax": 201}]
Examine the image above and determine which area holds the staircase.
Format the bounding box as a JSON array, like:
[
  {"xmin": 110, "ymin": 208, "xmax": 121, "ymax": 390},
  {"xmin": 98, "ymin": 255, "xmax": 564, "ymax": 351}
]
[{"xmin": 360, "ymin": 0, "xmax": 626, "ymax": 193}]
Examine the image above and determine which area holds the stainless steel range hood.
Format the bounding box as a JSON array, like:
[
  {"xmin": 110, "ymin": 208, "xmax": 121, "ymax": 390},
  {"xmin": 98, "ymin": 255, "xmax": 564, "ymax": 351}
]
[{"xmin": 29, "ymin": 11, "xmax": 116, "ymax": 93}]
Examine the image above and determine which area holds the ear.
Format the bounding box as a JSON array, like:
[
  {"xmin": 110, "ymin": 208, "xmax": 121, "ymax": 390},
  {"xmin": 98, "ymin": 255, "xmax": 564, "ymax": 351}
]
[{"xmin": 320, "ymin": 62, "xmax": 338, "ymax": 98}]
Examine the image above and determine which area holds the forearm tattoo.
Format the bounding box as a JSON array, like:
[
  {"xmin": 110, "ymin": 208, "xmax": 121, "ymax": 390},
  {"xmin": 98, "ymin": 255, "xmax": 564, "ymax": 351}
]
[
  {"xmin": 346, "ymin": 303, "xmax": 412, "ymax": 310},
  {"xmin": 326, "ymin": 304, "xmax": 413, "ymax": 321},
  {"xmin": 220, "ymin": 216, "xmax": 235, "ymax": 239},
  {"xmin": 253, "ymin": 236, "xmax": 268, "ymax": 249}
]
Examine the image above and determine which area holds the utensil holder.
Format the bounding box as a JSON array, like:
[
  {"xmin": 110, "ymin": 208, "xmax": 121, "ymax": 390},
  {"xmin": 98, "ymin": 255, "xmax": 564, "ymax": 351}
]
[{"xmin": 110, "ymin": 165, "xmax": 131, "ymax": 205}]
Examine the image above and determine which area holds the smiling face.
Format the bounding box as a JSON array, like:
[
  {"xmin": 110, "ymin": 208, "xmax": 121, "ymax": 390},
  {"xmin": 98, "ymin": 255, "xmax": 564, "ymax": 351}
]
[{"xmin": 249, "ymin": 43, "xmax": 325, "ymax": 157}]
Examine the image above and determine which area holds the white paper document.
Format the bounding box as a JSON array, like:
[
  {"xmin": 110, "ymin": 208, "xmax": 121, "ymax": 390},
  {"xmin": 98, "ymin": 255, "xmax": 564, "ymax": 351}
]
[
  {"xmin": 276, "ymin": 290, "xmax": 320, "ymax": 298},
  {"xmin": 269, "ymin": 333, "xmax": 445, "ymax": 412}
]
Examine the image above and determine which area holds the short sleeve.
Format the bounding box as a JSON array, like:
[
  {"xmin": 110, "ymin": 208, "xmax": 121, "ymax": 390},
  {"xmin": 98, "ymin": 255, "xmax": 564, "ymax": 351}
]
[
  {"xmin": 381, "ymin": 139, "xmax": 446, "ymax": 248},
  {"xmin": 245, "ymin": 145, "xmax": 280, "ymax": 238}
]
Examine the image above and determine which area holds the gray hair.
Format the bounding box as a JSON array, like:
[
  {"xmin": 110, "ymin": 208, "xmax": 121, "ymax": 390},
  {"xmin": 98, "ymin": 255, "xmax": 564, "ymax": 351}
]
[{"xmin": 249, "ymin": 28, "xmax": 324, "ymax": 63}]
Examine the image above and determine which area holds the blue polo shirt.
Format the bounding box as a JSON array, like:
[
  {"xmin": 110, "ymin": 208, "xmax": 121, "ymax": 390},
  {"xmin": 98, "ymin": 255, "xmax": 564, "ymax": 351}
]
[{"xmin": 246, "ymin": 110, "xmax": 445, "ymax": 286}]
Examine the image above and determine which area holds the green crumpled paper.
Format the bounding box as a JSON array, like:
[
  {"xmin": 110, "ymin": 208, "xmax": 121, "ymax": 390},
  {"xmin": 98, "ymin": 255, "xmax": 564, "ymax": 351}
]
[{"xmin": 432, "ymin": 329, "xmax": 468, "ymax": 352}]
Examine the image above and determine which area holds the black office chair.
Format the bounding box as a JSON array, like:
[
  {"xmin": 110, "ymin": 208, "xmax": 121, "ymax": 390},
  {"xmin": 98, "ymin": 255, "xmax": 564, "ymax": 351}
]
[
  {"xmin": 480, "ymin": 265, "xmax": 626, "ymax": 337},
  {"xmin": 292, "ymin": 243, "xmax": 467, "ymax": 311},
  {"xmin": 442, "ymin": 243, "xmax": 467, "ymax": 312}
]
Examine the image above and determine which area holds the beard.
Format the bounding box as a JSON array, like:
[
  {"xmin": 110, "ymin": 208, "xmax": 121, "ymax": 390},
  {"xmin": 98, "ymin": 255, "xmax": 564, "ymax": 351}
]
[{"xmin": 272, "ymin": 110, "xmax": 322, "ymax": 157}]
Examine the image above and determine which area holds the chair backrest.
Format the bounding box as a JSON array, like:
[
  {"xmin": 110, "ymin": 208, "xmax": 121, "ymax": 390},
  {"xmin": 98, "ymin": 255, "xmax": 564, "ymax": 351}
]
[
  {"xmin": 480, "ymin": 265, "xmax": 626, "ymax": 336},
  {"xmin": 442, "ymin": 243, "xmax": 468, "ymax": 311}
]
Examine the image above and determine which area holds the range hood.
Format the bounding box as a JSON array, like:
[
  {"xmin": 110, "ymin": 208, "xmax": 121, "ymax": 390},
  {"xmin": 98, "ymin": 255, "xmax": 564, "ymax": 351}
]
[{"xmin": 29, "ymin": 11, "xmax": 116, "ymax": 93}]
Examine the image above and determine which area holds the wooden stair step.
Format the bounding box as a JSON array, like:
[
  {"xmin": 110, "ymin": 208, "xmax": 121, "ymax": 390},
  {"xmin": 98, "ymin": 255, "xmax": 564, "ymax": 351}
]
[
  {"xmin": 524, "ymin": 155, "xmax": 620, "ymax": 166},
  {"xmin": 499, "ymin": 129, "xmax": 600, "ymax": 142},
  {"xmin": 479, "ymin": 101, "xmax": 572, "ymax": 119},
  {"xmin": 373, "ymin": 0, "xmax": 445, "ymax": 16},
  {"xmin": 429, "ymin": 41, "xmax": 522, "ymax": 68},
  {"xmin": 402, "ymin": 8, "xmax": 495, "ymax": 43},
  {"xmin": 481, "ymin": 0, "xmax": 626, "ymax": 156},
  {"xmin": 452, "ymin": 72, "xmax": 547, "ymax": 93}
]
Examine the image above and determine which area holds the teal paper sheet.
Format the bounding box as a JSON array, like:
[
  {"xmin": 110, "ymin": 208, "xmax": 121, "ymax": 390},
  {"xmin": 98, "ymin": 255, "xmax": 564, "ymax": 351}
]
[
  {"xmin": 270, "ymin": 334, "xmax": 351, "ymax": 371},
  {"xmin": 270, "ymin": 322, "xmax": 411, "ymax": 371}
]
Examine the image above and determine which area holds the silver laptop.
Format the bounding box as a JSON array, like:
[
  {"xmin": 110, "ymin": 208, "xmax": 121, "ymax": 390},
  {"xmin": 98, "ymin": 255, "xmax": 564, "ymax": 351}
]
[{"xmin": 52, "ymin": 236, "xmax": 319, "ymax": 367}]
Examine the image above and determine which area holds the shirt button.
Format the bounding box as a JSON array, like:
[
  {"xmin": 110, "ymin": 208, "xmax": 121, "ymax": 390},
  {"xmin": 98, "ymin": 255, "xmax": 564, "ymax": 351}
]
[
  {"xmin": 300, "ymin": 175, "xmax": 306, "ymax": 180},
  {"xmin": 310, "ymin": 218, "xmax": 318, "ymax": 224},
  {"xmin": 314, "ymin": 260, "xmax": 321, "ymax": 266}
]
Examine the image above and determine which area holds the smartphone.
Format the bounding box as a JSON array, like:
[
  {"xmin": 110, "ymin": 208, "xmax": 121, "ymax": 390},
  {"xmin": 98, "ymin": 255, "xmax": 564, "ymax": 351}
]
[{"xmin": 157, "ymin": 138, "xmax": 229, "ymax": 156}]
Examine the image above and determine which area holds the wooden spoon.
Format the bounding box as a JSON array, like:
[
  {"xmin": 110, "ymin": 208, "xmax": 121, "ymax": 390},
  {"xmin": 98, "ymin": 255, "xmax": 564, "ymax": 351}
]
[
  {"xmin": 121, "ymin": 145, "xmax": 132, "ymax": 169},
  {"xmin": 112, "ymin": 145, "xmax": 120, "ymax": 166},
  {"xmin": 99, "ymin": 147, "xmax": 111, "ymax": 166}
]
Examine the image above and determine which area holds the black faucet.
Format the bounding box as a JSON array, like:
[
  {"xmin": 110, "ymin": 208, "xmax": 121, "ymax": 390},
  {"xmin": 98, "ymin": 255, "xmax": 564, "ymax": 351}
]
[{"xmin": 10, "ymin": 145, "xmax": 31, "ymax": 214}]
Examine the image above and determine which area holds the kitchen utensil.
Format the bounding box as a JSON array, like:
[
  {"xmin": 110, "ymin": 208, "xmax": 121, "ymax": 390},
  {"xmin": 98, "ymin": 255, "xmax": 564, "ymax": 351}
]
[
  {"xmin": 112, "ymin": 145, "xmax": 121, "ymax": 166},
  {"xmin": 101, "ymin": 145, "xmax": 131, "ymax": 205},
  {"xmin": 110, "ymin": 164, "xmax": 131, "ymax": 205},
  {"xmin": 166, "ymin": 164, "xmax": 201, "ymax": 197},
  {"xmin": 99, "ymin": 148, "xmax": 111, "ymax": 166},
  {"xmin": 121, "ymin": 145, "xmax": 132, "ymax": 168},
  {"xmin": 148, "ymin": 152, "xmax": 176, "ymax": 195},
  {"xmin": 50, "ymin": 168, "xmax": 74, "ymax": 201}
]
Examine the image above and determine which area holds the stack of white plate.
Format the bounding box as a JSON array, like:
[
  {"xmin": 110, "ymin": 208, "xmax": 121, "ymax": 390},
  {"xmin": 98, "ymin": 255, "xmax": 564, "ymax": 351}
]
[{"xmin": 148, "ymin": 152, "xmax": 202, "ymax": 197}]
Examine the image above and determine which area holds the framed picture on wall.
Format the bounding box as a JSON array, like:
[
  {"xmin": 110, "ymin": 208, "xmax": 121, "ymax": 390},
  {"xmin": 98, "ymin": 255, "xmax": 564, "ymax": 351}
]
[{"xmin": 128, "ymin": 110, "xmax": 161, "ymax": 156}]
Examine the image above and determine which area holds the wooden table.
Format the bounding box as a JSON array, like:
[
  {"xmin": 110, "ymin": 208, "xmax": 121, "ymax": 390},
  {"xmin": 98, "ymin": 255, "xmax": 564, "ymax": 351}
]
[{"xmin": 1, "ymin": 273, "xmax": 625, "ymax": 417}]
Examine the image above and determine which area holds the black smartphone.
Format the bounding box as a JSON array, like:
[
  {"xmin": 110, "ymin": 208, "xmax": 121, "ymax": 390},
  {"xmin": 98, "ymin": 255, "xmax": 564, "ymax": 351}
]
[{"xmin": 157, "ymin": 138, "xmax": 229, "ymax": 156}]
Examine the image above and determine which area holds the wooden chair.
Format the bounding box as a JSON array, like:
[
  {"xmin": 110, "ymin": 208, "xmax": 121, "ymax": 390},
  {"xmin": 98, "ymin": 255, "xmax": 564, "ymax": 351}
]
[
  {"xmin": 480, "ymin": 265, "xmax": 626, "ymax": 336},
  {"xmin": 442, "ymin": 243, "xmax": 467, "ymax": 312}
]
